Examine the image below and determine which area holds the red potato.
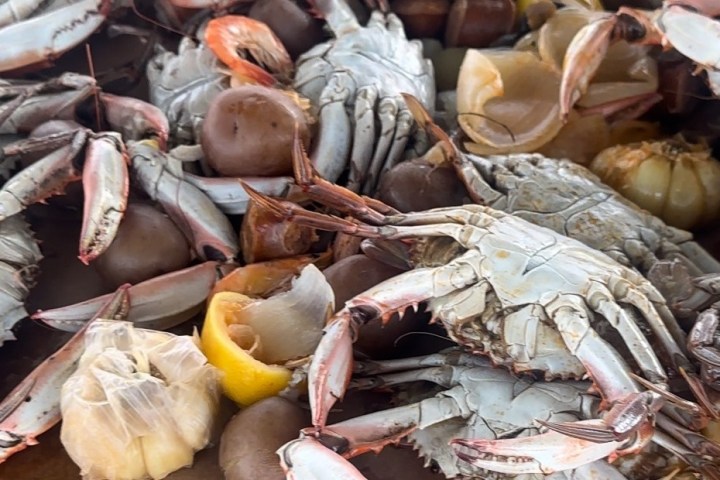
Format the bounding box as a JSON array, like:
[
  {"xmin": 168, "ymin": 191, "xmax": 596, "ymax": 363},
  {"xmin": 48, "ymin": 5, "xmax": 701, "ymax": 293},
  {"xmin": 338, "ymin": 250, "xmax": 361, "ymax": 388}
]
[
  {"xmin": 201, "ymin": 86, "xmax": 312, "ymax": 177},
  {"xmin": 93, "ymin": 203, "xmax": 192, "ymax": 289}
]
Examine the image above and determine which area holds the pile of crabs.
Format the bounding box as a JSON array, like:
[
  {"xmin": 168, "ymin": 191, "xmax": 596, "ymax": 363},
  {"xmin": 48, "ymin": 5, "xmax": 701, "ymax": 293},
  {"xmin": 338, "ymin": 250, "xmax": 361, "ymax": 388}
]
[{"xmin": 2, "ymin": 0, "xmax": 720, "ymax": 479}]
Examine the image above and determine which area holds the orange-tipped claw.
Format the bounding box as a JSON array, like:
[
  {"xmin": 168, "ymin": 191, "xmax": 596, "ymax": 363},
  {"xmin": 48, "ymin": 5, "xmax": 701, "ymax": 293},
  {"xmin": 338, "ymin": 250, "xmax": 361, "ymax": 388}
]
[
  {"xmin": 205, "ymin": 15, "xmax": 293, "ymax": 86},
  {"xmin": 451, "ymin": 421, "xmax": 624, "ymax": 475},
  {"xmin": 559, "ymin": 15, "xmax": 617, "ymax": 122}
]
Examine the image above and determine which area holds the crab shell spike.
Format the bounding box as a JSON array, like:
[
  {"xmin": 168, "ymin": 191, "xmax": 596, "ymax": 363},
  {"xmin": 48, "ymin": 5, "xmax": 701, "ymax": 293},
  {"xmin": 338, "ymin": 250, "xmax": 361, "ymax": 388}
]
[
  {"xmin": 559, "ymin": 14, "xmax": 618, "ymax": 122},
  {"xmin": 0, "ymin": 285, "xmax": 129, "ymax": 463},
  {"xmin": 451, "ymin": 421, "xmax": 625, "ymax": 475},
  {"xmin": 204, "ymin": 15, "xmax": 292, "ymax": 86}
]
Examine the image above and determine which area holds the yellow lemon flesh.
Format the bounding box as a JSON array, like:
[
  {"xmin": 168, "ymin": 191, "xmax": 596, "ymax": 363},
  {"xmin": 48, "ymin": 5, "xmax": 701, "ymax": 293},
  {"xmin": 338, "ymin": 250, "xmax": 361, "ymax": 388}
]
[{"xmin": 201, "ymin": 291, "xmax": 291, "ymax": 406}]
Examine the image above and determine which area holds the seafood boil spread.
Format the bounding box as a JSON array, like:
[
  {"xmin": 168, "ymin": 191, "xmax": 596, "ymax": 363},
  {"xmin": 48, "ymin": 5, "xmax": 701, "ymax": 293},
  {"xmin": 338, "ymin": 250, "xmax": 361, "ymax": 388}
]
[{"xmin": 3, "ymin": 0, "xmax": 720, "ymax": 479}]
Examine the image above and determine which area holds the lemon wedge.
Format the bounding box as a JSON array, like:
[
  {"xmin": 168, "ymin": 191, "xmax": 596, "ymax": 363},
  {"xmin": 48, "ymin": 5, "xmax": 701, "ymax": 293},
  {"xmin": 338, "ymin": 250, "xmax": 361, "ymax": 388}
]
[{"xmin": 201, "ymin": 291, "xmax": 292, "ymax": 406}]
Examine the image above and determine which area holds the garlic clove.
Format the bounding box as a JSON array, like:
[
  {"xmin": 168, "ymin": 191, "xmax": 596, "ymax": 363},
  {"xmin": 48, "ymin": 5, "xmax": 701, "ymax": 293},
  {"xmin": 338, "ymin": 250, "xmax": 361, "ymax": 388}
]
[
  {"xmin": 141, "ymin": 427, "xmax": 194, "ymax": 480},
  {"xmin": 663, "ymin": 157, "xmax": 704, "ymax": 230},
  {"xmin": 695, "ymin": 157, "xmax": 720, "ymax": 224},
  {"xmin": 622, "ymin": 155, "xmax": 671, "ymax": 218}
]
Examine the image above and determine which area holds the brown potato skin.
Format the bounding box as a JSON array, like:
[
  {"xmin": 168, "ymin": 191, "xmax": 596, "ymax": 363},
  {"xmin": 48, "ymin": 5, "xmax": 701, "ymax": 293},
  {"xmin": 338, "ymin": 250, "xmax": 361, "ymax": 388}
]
[
  {"xmin": 219, "ymin": 397, "xmax": 309, "ymax": 480},
  {"xmin": 201, "ymin": 86, "xmax": 311, "ymax": 177},
  {"xmin": 377, "ymin": 160, "xmax": 468, "ymax": 213},
  {"xmin": 93, "ymin": 204, "xmax": 192, "ymax": 289}
]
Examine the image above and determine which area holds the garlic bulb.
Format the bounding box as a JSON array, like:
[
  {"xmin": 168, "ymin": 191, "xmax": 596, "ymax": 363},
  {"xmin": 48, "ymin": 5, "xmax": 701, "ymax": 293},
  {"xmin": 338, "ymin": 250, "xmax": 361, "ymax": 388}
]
[
  {"xmin": 590, "ymin": 138, "xmax": 720, "ymax": 230},
  {"xmin": 60, "ymin": 320, "xmax": 221, "ymax": 480}
]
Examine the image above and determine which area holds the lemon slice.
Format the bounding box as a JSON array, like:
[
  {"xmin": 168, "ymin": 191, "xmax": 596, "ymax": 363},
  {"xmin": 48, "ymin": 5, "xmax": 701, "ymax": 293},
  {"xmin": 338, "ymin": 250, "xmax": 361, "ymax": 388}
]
[{"xmin": 201, "ymin": 291, "xmax": 292, "ymax": 406}]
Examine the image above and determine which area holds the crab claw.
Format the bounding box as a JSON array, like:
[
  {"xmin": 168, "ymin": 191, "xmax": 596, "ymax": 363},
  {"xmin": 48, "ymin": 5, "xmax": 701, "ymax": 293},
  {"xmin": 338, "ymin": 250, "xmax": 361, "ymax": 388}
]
[
  {"xmin": 308, "ymin": 312, "xmax": 355, "ymax": 431},
  {"xmin": 78, "ymin": 132, "xmax": 129, "ymax": 264},
  {"xmin": 278, "ymin": 437, "xmax": 368, "ymax": 479},
  {"xmin": 559, "ymin": 15, "xmax": 618, "ymax": 121},
  {"xmin": 451, "ymin": 421, "xmax": 625, "ymax": 475}
]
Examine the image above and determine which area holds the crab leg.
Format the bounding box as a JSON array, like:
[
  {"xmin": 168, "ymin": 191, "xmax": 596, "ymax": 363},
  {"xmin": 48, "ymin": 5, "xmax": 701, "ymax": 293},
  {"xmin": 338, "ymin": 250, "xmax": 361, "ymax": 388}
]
[
  {"xmin": 184, "ymin": 174, "xmax": 293, "ymax": 215},
  {"xmin": 0, "ymin": 0, "xmax": 110, "ymax": 73},
  {"xmin": 78, "ymin": 132, "xmax": 129, "ymax": 264},
  {"xmin": 32, "ymin": 261, "xmax": 223, "ymax": 332},
  {"xmin": 0, "ymin": 285, "xmax": 129, "ymax": 463},
  {"xmin": 307, "ymin": 251, "xmax": 482, "ymax": 429},
  {"xmin": 0, "ymin": 129, "xmax": 86, "ymax": 221},
  {"xmin": 0, "ymin": 74, "xmax": 96, "ymax": 134},
  {"xmin": 130, "ymin": 140, "xmax": 239, "ymax": 262}
]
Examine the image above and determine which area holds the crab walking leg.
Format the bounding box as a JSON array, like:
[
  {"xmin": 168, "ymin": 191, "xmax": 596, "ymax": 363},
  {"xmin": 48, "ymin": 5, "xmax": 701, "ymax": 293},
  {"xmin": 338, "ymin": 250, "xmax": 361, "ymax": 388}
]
[
  {"xmin": 32, "ymin": 261, "xmax": 222, "ymax": 332},
  {"xmin": 0, "ymin": 129, "xmax": 86, "ymax": 221},
  {"xmin": 0, "ymin": 286, "xmax": 129, "ymax": 463},
  {"xmin": 0, "ymin": 0, "xmax": 110, "ymax": 73},
  {"xmin": 346, "ymin": 85, "xmax": 378, "ymax": 193},
  {"xmin": 308, "ymin": 0, "xmax": 361, "ymax": 36},
  {"xmin": 360, "ymin": 95, "xmax": 397, "ymax": 195},
  {"xmin": 291, "ymin": 135, "xmax": 394, "ymax": 223},
  {"xmin": 0, "ymin": 78, "xmax": 96, "ymax": 134},
  {"xmin": 184, "ymin": 174, "xmax": 294, "ymax": 215},
  {"xmin": 130, "ymin": 141, "xmax": 238, "ymax": 262},
  {"xmin": 378, "ymin": 104, "xmax": 413, "ymax": 177},
  {"xmin": 310, "ymin": 72, "xmax": 353, "ymax": 183},
  {"xmin": 78, "ymin": 132, "xmax": 129, "ymax": 264},
  {"xmin": 309, "ymin": 251, "xmax": 483, "ymax": 430}
]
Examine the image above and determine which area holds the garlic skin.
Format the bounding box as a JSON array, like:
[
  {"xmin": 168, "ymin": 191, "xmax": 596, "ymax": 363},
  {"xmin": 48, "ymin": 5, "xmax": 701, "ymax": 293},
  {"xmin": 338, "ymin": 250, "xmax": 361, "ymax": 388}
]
[
  {"xmin": 590, "ymin": 138, "xmax": 720, "ymax": 230},
  {"xmin": 60, "ymin": 320, "xmax": 221, "ymax": 480}
]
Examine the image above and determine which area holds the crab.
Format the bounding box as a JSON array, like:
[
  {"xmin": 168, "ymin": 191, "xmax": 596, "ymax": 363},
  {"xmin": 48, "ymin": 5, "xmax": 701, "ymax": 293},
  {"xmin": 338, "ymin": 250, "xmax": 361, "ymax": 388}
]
[
  {"xmin": 293, "ymin": 0, "xmax": 435, "ymax": 195},
  {"xmin": 560, "ymin": 0, "xmax": 720, "ymax": 119},
  {"xmin": 400, "ymin": 95, "xmax": 720, "ymax": 294},
  {"xmin": 0, "ymin": 73, "xmax": 239, "ymax": 264},
  {"xmin": 242, "ymin": 147, "xmax": 719, "ymax": 475},
  {"xmin": 278, "ymin": 349, "xmax": 715, "ymax": 479}
]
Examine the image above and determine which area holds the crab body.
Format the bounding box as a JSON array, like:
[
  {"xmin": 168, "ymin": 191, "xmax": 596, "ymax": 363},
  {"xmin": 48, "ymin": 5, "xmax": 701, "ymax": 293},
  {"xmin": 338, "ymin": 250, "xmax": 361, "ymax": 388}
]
[{"xmin": 293, "ymin": 0, "xmax": 435, "ymax": 195}]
